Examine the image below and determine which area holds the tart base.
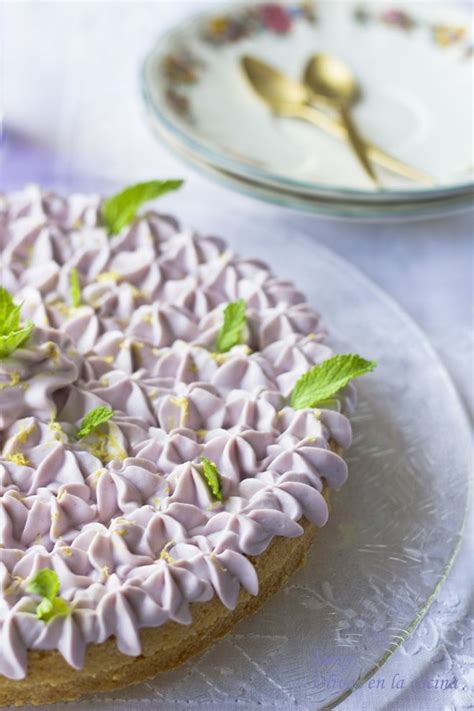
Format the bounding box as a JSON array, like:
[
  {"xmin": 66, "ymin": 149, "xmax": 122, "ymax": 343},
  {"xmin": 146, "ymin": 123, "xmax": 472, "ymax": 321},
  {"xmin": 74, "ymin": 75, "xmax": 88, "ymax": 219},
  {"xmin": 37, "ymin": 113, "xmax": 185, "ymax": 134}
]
[{"xmin": 0, "ymin": 517, "xmax": 320, "ymax": 707}]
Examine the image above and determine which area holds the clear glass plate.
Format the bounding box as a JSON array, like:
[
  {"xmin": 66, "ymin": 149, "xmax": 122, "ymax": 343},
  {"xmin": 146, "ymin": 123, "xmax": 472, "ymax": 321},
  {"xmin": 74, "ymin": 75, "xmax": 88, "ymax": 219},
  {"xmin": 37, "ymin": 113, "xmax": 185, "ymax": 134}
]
[{"xmin": 27, "ymin": 214, "xmax": 471, "ymax": 710}]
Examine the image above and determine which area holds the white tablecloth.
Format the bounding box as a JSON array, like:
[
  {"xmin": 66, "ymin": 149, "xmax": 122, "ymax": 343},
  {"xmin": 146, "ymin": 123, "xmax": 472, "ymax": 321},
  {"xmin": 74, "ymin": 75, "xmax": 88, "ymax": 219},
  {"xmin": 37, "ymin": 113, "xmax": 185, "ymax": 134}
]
[{"xmin": 1, "ymin": 2, "xmax": 473, "ymax": 709}]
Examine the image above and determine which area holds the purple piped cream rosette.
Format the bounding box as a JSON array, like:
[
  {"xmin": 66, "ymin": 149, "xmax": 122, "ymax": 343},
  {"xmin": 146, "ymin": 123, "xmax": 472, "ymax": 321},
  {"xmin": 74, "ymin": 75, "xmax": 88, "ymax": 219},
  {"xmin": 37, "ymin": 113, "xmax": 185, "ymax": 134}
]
[{"xmin": 0, "ymin": 185, "xmax": 355, "ymax": 680}]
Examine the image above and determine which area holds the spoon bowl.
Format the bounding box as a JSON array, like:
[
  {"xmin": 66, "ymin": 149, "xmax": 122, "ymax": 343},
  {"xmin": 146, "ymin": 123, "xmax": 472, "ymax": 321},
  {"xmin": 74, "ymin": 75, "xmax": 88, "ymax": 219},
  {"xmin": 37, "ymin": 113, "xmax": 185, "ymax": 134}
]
[
  {"xmin": 304, "ymin": 54, "xmax": 360, "ymax": 107},
  {"xmin": 241, "ymin": 55, "xmax": 310, "ymax": 110}
]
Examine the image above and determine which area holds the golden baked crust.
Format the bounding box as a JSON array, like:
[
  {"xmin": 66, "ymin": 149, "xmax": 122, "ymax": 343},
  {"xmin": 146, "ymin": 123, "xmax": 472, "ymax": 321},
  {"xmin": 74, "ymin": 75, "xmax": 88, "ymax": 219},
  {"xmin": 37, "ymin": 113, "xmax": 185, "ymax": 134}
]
[{"xmin": 0, "ymin": 516, "xmax": 320, "ymax": 707}]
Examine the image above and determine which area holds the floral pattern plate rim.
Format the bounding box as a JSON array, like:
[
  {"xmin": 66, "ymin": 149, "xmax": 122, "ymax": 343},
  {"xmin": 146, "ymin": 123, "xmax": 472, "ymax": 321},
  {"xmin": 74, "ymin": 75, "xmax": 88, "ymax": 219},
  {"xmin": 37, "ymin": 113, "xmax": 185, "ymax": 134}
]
[{"xmin": 141, "ymin": 1, "xmax": 473, "ymax": 201}]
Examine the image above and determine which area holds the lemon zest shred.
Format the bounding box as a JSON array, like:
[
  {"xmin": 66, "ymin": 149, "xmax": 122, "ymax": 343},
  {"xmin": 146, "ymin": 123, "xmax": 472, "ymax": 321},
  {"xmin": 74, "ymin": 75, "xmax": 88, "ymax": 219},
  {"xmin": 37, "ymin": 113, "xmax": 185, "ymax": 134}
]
[{"xmin": 6, "ymin": 453, "xmax": 29, "ymax": 466}]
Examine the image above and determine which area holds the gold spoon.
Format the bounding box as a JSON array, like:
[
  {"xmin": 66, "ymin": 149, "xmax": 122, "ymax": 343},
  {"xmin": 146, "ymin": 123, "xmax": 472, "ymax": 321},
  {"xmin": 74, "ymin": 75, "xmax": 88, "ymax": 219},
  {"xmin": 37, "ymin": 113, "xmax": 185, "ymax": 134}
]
[
  {"xmin": 303, "ymin": 54, "xmax": 380, "ymax": 187},
  {"xmin": 241, "ymin": 56, "xmax": 434, "ymax": 186}
]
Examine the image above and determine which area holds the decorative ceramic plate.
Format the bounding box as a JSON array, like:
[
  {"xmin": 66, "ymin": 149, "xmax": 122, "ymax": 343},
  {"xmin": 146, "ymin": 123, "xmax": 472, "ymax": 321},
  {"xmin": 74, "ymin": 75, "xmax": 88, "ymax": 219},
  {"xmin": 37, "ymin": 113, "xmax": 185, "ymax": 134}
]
[
  {"xmin": 141, "ymin": 0, "xmax": 474, "ymax": 206},
  {"xmin": 28, "ymin": 218, "xmax": 470, "ymax": 710}
]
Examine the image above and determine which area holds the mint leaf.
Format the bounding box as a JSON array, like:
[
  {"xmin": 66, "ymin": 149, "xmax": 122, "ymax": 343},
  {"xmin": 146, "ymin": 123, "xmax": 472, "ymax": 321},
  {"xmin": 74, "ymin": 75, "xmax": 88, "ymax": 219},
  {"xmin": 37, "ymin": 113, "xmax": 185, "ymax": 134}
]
[
  {"xmin": 200, "ymin": 457, "xmax": 224, "ymax": 501},
  {"xmin": 291, "ymin": 354, "xmax": 376, "ymax": 410},
  {"xmin": 76, "ymin": 405, "xmax": 114, "ymax": 440},
  {"xmin": 70, "ymin": 268, "xmax": 81, "ymax": 308},
  {"xmin": 0, "ymin": 323, "xmax": 34, "ymax": 359},
  {"xmin": 27, "ymin": 569, "xmax": 70, "ymax": 623},
  {"xmin": 0, "ymin": 288, "xmax": 21, "ymax": 335},
  {"xmin": 101, "ymin": 180, "xmax": 184, "ymax": 235},
  {"xmin": 216, "ymin": 299, "xmax": 246, "ymax": 353},
  {"xmin": 27, "ymin": 569, "xmax": 59, "ymax": 600},
  {"xmin": 36, "ymin": 597, "xmax": 70, "ymax": 623},
  {"xmin": 0, "ymin": 288, "xmax": 14, "ymax": 330},
  {"xmin": 2, "ymin": 304, "xmax": 22, "ymax": 334},
  {"xmin": 0, "ymin": 288, "xmax": 34, "ymax": 359}
]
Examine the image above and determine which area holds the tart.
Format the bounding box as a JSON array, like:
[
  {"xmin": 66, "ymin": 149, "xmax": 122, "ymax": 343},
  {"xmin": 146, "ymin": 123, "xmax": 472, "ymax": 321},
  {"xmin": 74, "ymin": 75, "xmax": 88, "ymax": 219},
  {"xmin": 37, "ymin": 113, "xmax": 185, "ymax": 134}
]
[{"xmin": 0, "ymin": 184, "xmax": 367, "ymax": 706}]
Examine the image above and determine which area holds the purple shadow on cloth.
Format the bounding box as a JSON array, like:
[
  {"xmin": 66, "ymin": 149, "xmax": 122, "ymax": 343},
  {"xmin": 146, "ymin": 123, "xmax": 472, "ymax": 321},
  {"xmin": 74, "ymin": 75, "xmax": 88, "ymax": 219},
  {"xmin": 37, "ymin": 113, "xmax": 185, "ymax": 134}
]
[{"xmin": 0, "ymin": 126, "xmax": 115, "ymax": 194}]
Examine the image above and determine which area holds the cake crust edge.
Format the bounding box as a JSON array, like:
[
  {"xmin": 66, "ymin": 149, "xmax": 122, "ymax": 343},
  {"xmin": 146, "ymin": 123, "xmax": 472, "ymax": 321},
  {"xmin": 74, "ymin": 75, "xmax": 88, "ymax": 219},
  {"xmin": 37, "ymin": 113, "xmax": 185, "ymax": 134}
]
[{"xmin": 0, "ymin": 513, "xmax": 323, "ymax": 707}]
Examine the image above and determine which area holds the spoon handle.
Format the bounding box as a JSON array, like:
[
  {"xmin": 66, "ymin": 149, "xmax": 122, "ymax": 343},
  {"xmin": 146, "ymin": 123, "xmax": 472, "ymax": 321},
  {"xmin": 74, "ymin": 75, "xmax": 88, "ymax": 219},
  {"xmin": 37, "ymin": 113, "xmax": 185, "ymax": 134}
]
[
  {"xmin": 280, "ymin": 103, "xmax": 434, "ymax": 186},
  {"xmin": 339, "ymin": 105, "xmax": 380, "ymax": 187}
]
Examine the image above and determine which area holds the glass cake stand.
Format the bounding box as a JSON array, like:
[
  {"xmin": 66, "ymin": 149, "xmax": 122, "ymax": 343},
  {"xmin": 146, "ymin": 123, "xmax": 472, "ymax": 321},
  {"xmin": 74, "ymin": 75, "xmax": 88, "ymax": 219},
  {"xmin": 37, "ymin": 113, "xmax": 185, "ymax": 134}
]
[{"xmin": 18, "ymin": 210, "xmax": 470, "ymax": 711}]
